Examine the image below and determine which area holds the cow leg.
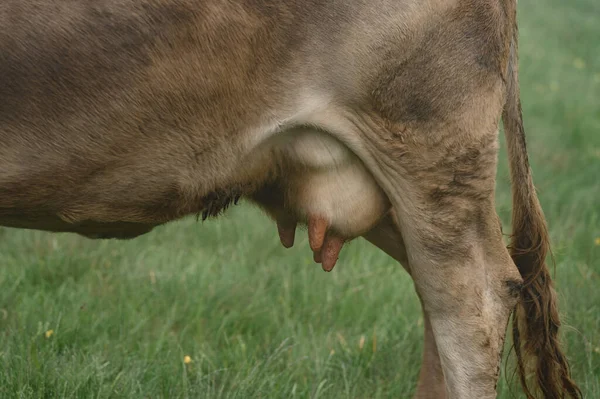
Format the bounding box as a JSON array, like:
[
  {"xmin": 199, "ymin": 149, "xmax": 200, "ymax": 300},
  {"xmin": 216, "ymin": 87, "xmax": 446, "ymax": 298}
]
[
  {"xmin": 394, "ymin": 201, "xmax": 520, "ymax": 399},
  {"xmin": 364, "ymin": 215, "xmax": 447, "ymax": 399},
  {"xmin": 370, "ymin": 177, "xmax": 518, "ymax": 398},
  {"xmin": 319, "ymin": 101, "xmax": 523, "ymax": 398},
  {"xmin": 414, "ymin": 312, "xmax": 447, "ymax": 399}
]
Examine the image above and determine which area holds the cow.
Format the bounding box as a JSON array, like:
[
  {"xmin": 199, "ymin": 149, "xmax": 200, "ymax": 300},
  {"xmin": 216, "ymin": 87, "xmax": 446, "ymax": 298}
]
[{"xmin": 0, "ymin": 1, "xmax": 582, "ymax": 398}]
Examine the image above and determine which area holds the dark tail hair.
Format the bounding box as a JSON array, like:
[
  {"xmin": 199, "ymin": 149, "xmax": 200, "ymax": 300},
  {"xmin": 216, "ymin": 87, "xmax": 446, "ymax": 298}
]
[{"xmin": 502, "ymin": 9, "xmax": 582, "ymax": 399}]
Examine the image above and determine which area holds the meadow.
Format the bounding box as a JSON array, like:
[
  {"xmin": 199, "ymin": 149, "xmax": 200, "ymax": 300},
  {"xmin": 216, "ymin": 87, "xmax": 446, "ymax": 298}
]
[{"xmin": 1, "ymin": 0, "xmax": 599, "ymax": 397}]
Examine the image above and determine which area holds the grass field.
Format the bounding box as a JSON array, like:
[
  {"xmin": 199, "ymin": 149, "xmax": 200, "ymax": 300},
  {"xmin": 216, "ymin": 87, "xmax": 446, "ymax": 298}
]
[{"xmin": 1, "ymin": 1, "xmax": 599, "ymax": 398}]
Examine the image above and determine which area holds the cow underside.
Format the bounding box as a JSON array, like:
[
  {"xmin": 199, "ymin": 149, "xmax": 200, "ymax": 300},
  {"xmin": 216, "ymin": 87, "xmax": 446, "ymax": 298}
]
[
  {"xmin": 0, "ymin": 1, "xmax": 581, "ymax": 398},
  {"xmin": 0, "ymin": 0, "xmax": 502, "ymax": 238}
]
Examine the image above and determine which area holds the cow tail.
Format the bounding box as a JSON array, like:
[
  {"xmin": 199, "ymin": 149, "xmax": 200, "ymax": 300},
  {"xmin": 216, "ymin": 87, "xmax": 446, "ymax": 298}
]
[{"xmin": 502, "ymin": 11, "xmax": 582, "ymax": 399}]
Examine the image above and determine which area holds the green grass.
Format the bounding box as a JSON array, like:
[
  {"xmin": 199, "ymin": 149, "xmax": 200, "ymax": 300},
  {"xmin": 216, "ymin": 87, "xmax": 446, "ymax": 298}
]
[{"xmin": 1, "ymin": 1, "xmax": 599, "ymax": 397}]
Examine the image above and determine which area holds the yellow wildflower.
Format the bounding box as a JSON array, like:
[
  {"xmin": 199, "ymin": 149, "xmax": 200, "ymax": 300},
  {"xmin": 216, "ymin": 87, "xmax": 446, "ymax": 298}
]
[
  {"xmin": 183, "ymin": 355, "xmax": 192, "ymax": 364},
  {"xmin": 45, "ymin": 330, "xmax": 54, "ymax": 339}
]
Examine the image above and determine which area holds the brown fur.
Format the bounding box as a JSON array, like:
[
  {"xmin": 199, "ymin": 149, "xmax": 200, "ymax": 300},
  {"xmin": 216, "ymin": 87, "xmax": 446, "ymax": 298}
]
[{"xmin": 0, "ymin": 1, "xmax": 581, "ymax": 397}]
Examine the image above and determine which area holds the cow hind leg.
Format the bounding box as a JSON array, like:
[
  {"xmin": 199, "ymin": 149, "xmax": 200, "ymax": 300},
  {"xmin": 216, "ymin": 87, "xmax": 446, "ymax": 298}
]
[
  {"xmin": 364, "ymin": 215, "xmax": 447, "ymax": 398},
  {"xmin": 391, "ymin": 167, "xmax": 520, "ymax": 398},
  {"xmin": 414, "ymin": 311, "xmax": 447, "ymax": 399},
  {"xmin": 403, "ymin": 202, "xmax": 521, "ymax": 398},
  {"xmin": 322, "ymin": 101, "xmax": 524, "ymax": 397}
]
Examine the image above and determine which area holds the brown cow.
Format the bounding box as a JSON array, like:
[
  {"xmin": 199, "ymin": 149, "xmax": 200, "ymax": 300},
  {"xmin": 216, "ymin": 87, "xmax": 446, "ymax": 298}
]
[{"xmin": 0, "ymin": 1, "xmax": 581, "ymax": 398}]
